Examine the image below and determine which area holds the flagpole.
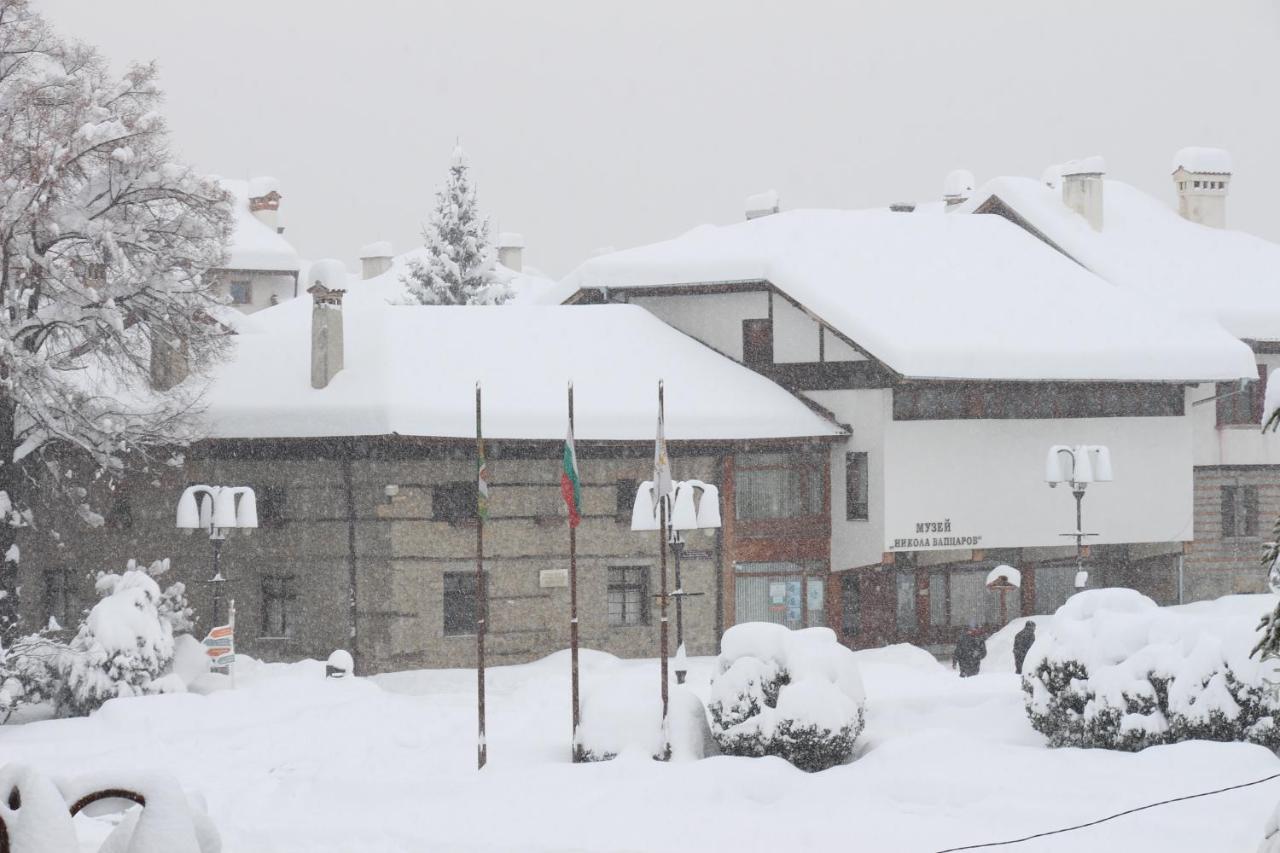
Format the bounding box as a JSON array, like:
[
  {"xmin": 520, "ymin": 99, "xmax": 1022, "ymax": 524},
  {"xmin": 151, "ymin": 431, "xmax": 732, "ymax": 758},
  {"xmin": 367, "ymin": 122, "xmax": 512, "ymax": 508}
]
[
  {"xmin": 568, "ymin": 382, "xmax": 581, "ymax": 762},
  {"xmin": 476, "ymin": 382, "xmax": 488, "ymax": 770},
  {"xmin": 658, "ymin": 380, "xmax": 670, "ymax": 760},
  {"xmin": 228, "ymin": 598, "xmax": 236, "ymax": 691}
]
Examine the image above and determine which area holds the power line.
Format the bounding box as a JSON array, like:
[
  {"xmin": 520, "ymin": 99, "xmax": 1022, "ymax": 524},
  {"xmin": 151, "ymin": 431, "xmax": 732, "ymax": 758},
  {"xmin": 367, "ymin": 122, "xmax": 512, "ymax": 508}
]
[{"xmin": 932, "ymin": 771, "xmax": 1280, "ymax": 852}]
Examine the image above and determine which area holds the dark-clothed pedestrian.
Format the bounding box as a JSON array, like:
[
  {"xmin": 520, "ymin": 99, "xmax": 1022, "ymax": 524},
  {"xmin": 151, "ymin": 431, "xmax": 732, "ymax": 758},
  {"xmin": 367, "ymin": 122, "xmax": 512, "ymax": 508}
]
[
  {"xmin": 954, "ymin": 627, "xmax": 987, "ymax": 677},
  {"xmin": 1013, "ymin": 620, "xmax": 1037, "ymax": 675}
]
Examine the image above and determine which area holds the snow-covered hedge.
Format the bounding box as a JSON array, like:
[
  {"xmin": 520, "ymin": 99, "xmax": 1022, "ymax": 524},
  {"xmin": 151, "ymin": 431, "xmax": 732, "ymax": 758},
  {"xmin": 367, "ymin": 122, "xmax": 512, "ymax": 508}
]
[
  {"xmin": 1023, "ymin": 589, "xmax": 1280, "ymax": 751},
  {"xmin": 707, "ymin": 624, "xmax": 866, "ymax": 772}
]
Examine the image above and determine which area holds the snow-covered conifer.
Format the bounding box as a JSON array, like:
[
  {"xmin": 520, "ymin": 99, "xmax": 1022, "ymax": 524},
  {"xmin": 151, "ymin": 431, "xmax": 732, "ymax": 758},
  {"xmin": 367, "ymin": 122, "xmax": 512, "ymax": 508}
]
[
  {"xmin": 0, "ymin": 0, "xmax": 233, "ymax": 636},
  {"xmin": 401, "ymin": 146, "xmax": 510, "ymax": 305},
  {"xmin": 52, "ymin": 559, "xmax": 191, "ymax": 716}
]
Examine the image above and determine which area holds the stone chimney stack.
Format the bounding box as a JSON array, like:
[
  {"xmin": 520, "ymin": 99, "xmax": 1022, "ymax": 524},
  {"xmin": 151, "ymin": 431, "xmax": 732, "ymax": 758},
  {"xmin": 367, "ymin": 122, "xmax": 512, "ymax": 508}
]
[
  {"xmin": 1060, "ymin": 156, "xmax": 1106, "ymax": 231},
  {"xmin": 942, "ymin": 169, "xmax": 975, "ymax": 208},
  {"xmin": 745, "ymin": 190, "xmax": 780, "ymax": 220},
  {"xmin": 307, "ymin": 259, "xmax": 348, "ymax": 389},
  {"xmin": 1172, "ymin": 147, "xmax": 1231, "ymax": 228},
  {"xmin": 149, "ymin": 331, "xmax": 189, "ymax": 392},
  {"xmin": 248, "ymin": 176, "xmax": 283, "ymax": 234},
  {"xmin": 358, "ymin": 241, "xmax": 394, "ymax": 280},
  {"xmin": 497, "ymin": 232, "xmax": 524, "ymax": 273}
]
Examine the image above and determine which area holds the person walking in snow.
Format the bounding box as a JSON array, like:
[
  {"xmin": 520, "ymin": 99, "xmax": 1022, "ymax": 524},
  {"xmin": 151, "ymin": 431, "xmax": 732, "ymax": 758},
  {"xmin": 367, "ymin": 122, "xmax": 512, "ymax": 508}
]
[
  {"xmin": 954, "ymin": 626, "xmax": 987, "ymax": 677},
  {"xmin": 1013, "ymin": 620, "xmax": 1037, "ymax": 675}
]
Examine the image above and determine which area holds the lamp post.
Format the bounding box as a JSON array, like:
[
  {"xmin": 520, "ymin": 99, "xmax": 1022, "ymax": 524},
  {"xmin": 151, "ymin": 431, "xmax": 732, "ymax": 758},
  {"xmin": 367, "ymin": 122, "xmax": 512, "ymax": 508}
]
[
  {"xmin": 631, "ymin": 478, "xmax": 722, "ymax": 683},
  {"xmin": 175, "ymin": 485, "xmax": 258, "ymax": 629},
  {"xmin": 1044, "ymin": 445, "xmax": 1112, "ymax": 590}
]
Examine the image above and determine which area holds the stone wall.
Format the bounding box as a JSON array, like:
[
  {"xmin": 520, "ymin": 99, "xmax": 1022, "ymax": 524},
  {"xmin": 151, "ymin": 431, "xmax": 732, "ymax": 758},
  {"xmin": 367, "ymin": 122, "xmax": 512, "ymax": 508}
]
[
  {"xmin": 15, "ymin": 440, "xmax": 726, "ymax": 675},
  {"xmin": 1182, "ymin": 465, "xmax": 1274, "ymax": 600}
]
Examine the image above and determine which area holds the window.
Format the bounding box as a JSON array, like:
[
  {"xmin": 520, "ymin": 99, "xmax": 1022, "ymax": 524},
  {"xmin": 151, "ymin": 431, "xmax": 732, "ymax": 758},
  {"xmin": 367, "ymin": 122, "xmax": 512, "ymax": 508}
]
[
  {"xmin": 444, "ymin": 571, "xmax": 485, "ymax": 635},
  {"xmin": 896, "ymin": 571, "xmax": 917, "ymax": 634},
  {"xmin": 1217, "ymin": 366, "xmax": 1268, "ymax": 427},
  {"xmin": 734, "ymin": 561, "xmax": 826, "ymax": 629},
  {"xmin": 433, "ymin": 481, "xmax": 478, "ymax": 523},
  {"xmin": 229, "ymin": 280, "xmax": 252, "ymax": 305},
  {"xmin": 258, "ymin": 485, "xmax": 287, "ymax": 529},
  {"xmin": 616, "ymin": 478, "xmax": 638, "ymax": 522},
  {"xmin": 735, "ymin": 452, "xmax": 824, "ymax": 520},
  {"xmin": 608, "ymin": 566, "xmax": 650, "ymax": 626},
  {"xmin": 262, "ymin": 575, "xmax": 297, "ymax": 637},
  {"xmin": 845, "ymin": 452, "xmax": 869, "ymax": 520},
  {"xmin": 1222, "ymin": 485, "xmax": 1259, "ymax": 538},
  {"xmin": 742, "ymin": 318, "xmax": 774, "ymax": 367},
  {"xmin": 841, "ymin": 574, "xmax": 860, "ymax": 636},
  {"xmin": 43, "ymin": 569, "xmax": 69, "ymax": 627}
]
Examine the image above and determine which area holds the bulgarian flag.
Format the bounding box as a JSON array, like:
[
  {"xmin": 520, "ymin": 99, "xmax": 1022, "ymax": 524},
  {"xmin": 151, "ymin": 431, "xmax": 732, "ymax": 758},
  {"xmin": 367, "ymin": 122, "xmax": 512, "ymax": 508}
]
[
  {"xmin": 477, "ymin": 438, "xmax": 490, "ymax": 521},
  {"xmin": 561, "ymin": 424, "xmax": 582, "ymax": 528}
]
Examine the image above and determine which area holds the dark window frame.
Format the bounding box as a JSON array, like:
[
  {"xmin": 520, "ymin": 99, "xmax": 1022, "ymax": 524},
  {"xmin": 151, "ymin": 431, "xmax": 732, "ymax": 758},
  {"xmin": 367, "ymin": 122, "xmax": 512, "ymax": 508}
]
[
  {"xmin": 607, "ymin": 565, "xmax": 650, "ymax": 627},
  {"xmin": 734, "ymin": 451, "xmax": 826, "ymax": 521},
  {"xmin": 433, "ymin": 481, "xmax": 479, "ymax": 524},
  {"xmin": 742, "ymin": 318, "xmax": 774, "ymax": 368},
  {"xmin": 229, "ymin": 279, "xmax": 253, "ymax": 305},
  {"xmin": 1221, "ymin": 484, "xmax": 1260, "ymax": 538},
  {"xmin": 443, "ymin": 570, "xmax": 487, "ymax": 636},
  {"xmin": 1216, "ymin": 365, "xmax": 1267, "ymax": 427},
  {"xmin": 258, "ymin": 485, "xmax": 288, "ymax": 529},
  {"xmin": 845, "ymin": 452, "xmax": 869, "ymax": 521},
  {"xmin": 261, "ymin": 574, "xmax": 297, "ymax": 638},
  {"xmin": 840, "ymin": 573, "xmax": 860, "ymax": 636}
]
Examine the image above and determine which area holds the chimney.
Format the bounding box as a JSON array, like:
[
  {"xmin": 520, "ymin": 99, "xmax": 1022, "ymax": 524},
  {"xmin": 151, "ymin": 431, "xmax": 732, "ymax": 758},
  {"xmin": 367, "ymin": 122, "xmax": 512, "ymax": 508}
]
[
  {"xmin": 1172, "ymin": 147, "xmax": 1231, "ymax": 228},
  {"xmin": 942, "ymin": 169, "xmax": 975, "ymax": 207},
  {"xmin": 358, "ymin": 241, "xmax": 394, "ymax": 280},
  {"xmin": 247, "ymin": 176, "xmax": 282, "ymax": 234},
  {"xmin": 307, "ymin": 259, "xmax": 348, "ymax": 389},
  {"xmin": 149, "ymin": 332, "xmax": 189, "ymax": 392},
  {"xmin": 1060, "ymin": 156, "xmax": 1106, "ymax": 231},
  {"xmin": 745, "ymin": 189, "xmax": 779, "ymax": 220},
  {"xmin": 496, "ymin": 232, "xmax": 524, "ymax": 273}
]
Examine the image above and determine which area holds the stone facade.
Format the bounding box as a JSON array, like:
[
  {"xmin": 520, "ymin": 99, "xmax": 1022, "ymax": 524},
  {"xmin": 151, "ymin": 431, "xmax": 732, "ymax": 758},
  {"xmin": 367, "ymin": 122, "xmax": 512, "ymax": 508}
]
[
  {"xmin": 1183, "ymin": 465, "xmax": 1274, "ymax": 601},
  {"xmin": 16, "ymin": 439, "xmax": 730, "ymax": 675}
]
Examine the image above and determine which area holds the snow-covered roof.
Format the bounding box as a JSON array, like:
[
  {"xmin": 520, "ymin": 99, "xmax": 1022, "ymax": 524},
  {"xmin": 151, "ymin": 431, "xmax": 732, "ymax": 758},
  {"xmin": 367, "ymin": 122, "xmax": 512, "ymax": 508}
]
[
  {"xmin": 1061, "ymin": 156, "xmax": 1106, "ymax": 176},
  {"xmin": 558, "ymin": 209, "xmax": 1255, "ymax": 382},
  {"xmin": 497, "ymin": 232, "xmax": 525, "ymax": 249},
  {"xmin": 959, "ymin": 176, "xmax": 1280, "ymax": 341},
  {"xmin": 1172, "ymin": 147, "xmax": 1232, "ymax": 174},
  {"xmin": 358, "ymin": 241, "xmax": 394, "ymax": 259},
  {"xmin": 216, "ymin": 179, "xmax": 300, "ymax": 273},
  {"xmin": 200, "ymin": 253, "xmax": 842, "ymax": 442},
  {"xmin": 745, "ymin": 190, "xmax": 780, "ymax": 218},
  {"xmin": 247, "ymin": 176, "xmax": 280, "ymax": 198}
]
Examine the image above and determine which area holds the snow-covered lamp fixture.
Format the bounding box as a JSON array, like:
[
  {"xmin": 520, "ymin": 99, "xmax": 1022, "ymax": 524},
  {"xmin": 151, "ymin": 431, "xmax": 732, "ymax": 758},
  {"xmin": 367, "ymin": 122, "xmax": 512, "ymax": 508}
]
[
  {"xmin": 1044, "ymin": 445, "xmax": 1111, "ymax": 593},
  {"xmin": 175, "ymin": 485, "xmax": 258, "ymax": 628}
]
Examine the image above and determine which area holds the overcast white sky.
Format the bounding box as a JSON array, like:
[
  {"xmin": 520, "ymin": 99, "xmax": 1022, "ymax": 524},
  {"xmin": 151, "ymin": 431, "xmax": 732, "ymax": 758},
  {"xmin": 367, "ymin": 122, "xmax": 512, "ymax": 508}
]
[{"xmin": 38, "ymin": 0, "xmax": 1280, "ymax": 277}]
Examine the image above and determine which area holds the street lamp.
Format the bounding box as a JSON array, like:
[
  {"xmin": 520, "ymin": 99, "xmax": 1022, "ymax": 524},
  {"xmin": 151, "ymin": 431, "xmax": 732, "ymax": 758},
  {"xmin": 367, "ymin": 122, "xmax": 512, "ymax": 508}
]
[
  {"xmin": 631, "ymin": 478, "xmax": 721, "ymax": 683},
  {"xmin": 176, "ymin": 485, "xmax": 258, "ymax": 629},
  {"xmin": 1044, "ymin": 445, "xmax": 1112, "ymax": 590}
]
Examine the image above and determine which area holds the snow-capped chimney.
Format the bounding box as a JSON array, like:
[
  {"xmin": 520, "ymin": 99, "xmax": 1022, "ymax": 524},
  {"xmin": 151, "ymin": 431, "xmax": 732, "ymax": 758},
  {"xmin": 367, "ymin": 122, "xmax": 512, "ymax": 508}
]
[
  {"xmin": 1172, "ymin": 147, "xmax": 1231, "ymax": 228},
  {"xmin": 497, "ymin": 232, "xmax": 524, "ymax": 273},
  {"xmin": 1060, "ymin": 156, "xmax": 1105, "ymax": 231},
  {"xmin": 248, "ymin": 176, "xmax": 282, "ymax": 234},
  {"xmin": 149, "ymin": 333, "xmax": 189, "ymax": 392},
  {"xmin": 307, "ymin": 260, "xmax": 347, "ymax": 389},
  {"xmin": 942, "ymin": 169, "xmax": 975, "ymax": 207},
  {"xmin": 745, "ymin": 190, "xmax": 780, "ymax": 220},
  {"xmin": 358, "ymin": 241, "xmax": 394, "ymax": 280}
]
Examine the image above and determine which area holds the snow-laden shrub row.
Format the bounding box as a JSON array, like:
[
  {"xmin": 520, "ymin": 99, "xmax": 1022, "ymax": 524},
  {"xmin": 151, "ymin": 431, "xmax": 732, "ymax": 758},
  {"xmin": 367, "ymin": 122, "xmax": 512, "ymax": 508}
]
[
  {"xmin": 575, "ymin": 667, "xmax": 712, "ymax": 762},
  {"xmin": 708, "ymin": 623, "xmax": 866, "ymax": 772},
  {"xmin": 1023, "ymin": 589, "xmax": 1280, "ymax": 751},
  {"xmin": 1, "ymin": 559, "xmax": 195, "ymax": 721}
]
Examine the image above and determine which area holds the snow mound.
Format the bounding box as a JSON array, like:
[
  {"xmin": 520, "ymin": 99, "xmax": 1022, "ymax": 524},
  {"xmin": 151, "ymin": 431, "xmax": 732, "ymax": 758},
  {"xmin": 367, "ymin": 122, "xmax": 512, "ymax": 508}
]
[
  {"xmin": 358, "ymin": 241, "xmax": 393, "ymax": 259},
  {"xmin": 708, "ymin": 624, "xmax": 866, "ymax": 771},
  {"xmin": 1061, "ymin": 155, "xmax": 1106, "ymax": 176},
  {"xmin": 576, "ymin": 668, "xmax": 711, "ymax": 762}
]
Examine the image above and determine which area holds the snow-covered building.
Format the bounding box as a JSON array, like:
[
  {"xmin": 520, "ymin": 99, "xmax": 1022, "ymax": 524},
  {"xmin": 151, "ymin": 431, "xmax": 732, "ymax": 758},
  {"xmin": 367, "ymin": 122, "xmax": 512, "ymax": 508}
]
[
  {"xmin": 211, "ymin": 177, "xmax": 301, "ymax": 313},
  {"xmin": 20, "ymin": 253, "xmax": 844, "ymax": 673},
  {"xmin": 955, "ymin": 150, "xmax": 1280, "ymax": 603},
  {"xmin": 553, "ymin": 203, "xmax": 1257, "ymax": 650}
]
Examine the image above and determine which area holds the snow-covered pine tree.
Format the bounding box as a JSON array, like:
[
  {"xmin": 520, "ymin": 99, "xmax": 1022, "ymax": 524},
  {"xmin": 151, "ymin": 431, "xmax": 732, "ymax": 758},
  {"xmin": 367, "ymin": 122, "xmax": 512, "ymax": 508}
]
[
  {"xmin": 0, "ymin": 0, "xmax": 233, "ymax": 637},
  {"xmin": 401, "ymin": 146, "xmax": 510, "ymax": 305}
]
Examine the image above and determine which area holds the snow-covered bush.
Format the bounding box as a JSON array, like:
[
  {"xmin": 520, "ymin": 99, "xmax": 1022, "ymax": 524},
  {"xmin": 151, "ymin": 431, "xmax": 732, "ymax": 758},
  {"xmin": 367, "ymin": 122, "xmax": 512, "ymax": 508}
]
[
  {"xmin": 0, "ymin": 632, "xmax": 63, "ymax": 722},
  {"xmin": 1023, "ymin": 589, "xmax": 1280, "ymax": 751},
  {"xmin": 52, "ymin": 559, "xmax": 191, "ymax": 717},
  {"xmin": 707, "ymin": 624, "xmax": 866, "ymax": 772},
  {"xmin": 575, "ymin": 667, "xmax": 712, "ymax": 762}
]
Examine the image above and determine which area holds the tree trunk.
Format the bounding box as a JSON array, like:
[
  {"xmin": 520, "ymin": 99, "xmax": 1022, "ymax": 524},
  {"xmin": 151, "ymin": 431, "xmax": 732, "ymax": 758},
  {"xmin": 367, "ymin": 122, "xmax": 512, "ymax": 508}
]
[{"xmin": 0, "ymin": 390, "xmax": 20, "ymax": 638}]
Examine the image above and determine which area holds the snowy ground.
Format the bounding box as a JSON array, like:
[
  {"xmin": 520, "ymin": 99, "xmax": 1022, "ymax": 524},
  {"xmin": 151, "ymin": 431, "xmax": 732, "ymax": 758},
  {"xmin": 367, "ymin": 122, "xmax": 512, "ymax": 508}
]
[{"xmin": 2, "ymin": 643, "xmax": 1277, "ymax": 852}]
